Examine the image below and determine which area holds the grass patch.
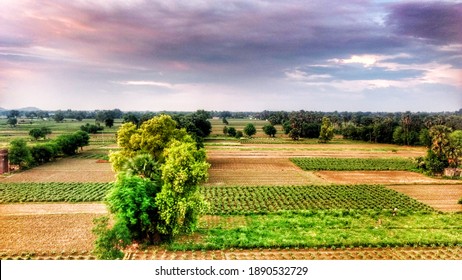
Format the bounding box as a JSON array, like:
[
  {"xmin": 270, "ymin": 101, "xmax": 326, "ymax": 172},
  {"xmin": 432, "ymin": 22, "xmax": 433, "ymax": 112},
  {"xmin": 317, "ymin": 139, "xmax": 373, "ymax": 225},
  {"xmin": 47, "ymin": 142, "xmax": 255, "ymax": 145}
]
[
  {"xmin": 169, "ymin": 211, "xmax": 462, "ymax": 250},
  {"xmin": 0, "ymin": 182, "xmax": 113, "ymax": 203},
  {"xmin": 201, "ymin": 185, "xmax": 435, "ymax": 214},
  {"xmin": 290, "ymin": 157, "xmax": 417, "ymax": 171}
]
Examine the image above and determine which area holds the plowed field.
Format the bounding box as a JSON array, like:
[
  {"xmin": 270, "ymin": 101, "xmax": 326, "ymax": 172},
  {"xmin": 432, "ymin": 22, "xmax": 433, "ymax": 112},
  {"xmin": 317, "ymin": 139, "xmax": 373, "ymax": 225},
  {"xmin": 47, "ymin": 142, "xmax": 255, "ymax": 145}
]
[
  {"xmin": 387, "ymin": 185, "xmax": 462, "ymax": 212},
  {"xmin": 1, "ymin": 158, "xmax": 115, "ymax": 183}
]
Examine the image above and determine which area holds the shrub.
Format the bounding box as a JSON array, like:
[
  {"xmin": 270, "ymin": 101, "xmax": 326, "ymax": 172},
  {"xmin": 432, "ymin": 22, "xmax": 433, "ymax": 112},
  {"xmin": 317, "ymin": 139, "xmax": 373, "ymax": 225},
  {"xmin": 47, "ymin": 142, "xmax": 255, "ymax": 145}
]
[
  {"xmin": 424, "ymin": 149, "xmax": 448, "ymax": 174},
  {"xmin": 227, "ymin": 127, "xmax": 236, "ymax": 137},
  {"xmin": 80, "ymin": 123, "xmax": 104, "ymax": 134},
  {"xmin": 30, "ymin": 143, "xmax": 58, "ymax": 164},
  {"xmin": 9, "ymin": 139, "xmax": 33, "ymax": 169},
  {"xmin": 92, "ymin": 216, "xmax": 131, "ymax": 260}
]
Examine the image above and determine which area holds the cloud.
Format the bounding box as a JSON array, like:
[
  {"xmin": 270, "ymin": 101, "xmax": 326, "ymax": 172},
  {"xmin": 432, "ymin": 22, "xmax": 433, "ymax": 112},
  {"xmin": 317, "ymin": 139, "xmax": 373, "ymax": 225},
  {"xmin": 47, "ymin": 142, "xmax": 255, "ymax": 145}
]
[
  {"xmin": 387, "ymin": 2, "xmax": 462, "ymax": 44},
  {"xmin": 0, "ymin": 0, "xmax": 461, "ymax": 112},
  {"xmin": 116, "ymin": 80, "xmax": 174, "ymax": 88}
]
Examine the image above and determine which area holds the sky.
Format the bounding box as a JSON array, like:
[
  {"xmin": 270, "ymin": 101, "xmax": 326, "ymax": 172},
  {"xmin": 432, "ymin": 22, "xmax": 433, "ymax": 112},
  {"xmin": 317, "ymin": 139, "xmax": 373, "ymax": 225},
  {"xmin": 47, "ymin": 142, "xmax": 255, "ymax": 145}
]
[{"xmin": 0, "ymin": 0, "xmax": 461, "ymax": 112}]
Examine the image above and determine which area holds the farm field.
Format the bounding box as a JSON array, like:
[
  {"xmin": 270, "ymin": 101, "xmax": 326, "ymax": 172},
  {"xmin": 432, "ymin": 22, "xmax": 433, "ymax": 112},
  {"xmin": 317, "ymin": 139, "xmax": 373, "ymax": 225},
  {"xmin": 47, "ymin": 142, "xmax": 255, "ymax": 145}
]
[{"xmin": 0, "ymin": 118, "xmax": 461, "ymax": 260}]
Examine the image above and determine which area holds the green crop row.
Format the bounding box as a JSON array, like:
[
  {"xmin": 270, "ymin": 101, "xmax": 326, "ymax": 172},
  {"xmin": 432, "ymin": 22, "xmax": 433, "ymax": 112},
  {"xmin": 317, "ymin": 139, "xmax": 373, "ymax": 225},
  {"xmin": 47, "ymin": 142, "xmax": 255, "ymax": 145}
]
[
  {"xmin": 201, "ymin": 185, "xmax": 434, "ymax": 215},
  {"xmin": 290, "ymin": 157, "xmax": 416, "ymax": 171},
  {"xmin": 0, "ymin": 182, "xmax": 113, "ymax": 203}
]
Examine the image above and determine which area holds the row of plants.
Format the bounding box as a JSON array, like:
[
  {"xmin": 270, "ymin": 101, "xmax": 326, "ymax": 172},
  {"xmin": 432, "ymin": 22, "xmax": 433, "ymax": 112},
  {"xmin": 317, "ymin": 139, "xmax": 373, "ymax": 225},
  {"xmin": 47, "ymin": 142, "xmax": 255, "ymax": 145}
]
[
  {"xmin": 0, "ymin": 183, "xmax": 433, "ymax": 214},
  {"xmin": 290, "ymin": 157, "xmax": 416, "ymax": 171},
  {"xmin": 0, "ymin": 182, "xmax": 113, "ymax": 203},
  {"xmin": 202, "ymin": 185, "xmax": 434, "ymax": 215},
  {"xmin": 168, "ymin": 211, "xmax": 462, "ymax": 251}
]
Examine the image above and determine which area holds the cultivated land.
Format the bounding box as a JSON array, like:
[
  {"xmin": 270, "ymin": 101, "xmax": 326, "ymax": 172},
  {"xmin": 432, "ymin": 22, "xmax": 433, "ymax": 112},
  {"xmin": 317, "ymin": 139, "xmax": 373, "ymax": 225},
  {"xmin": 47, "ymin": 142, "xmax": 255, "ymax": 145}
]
[{"xmin": 0, "ymin": 118, "xmax": 461, "ymax": 260}]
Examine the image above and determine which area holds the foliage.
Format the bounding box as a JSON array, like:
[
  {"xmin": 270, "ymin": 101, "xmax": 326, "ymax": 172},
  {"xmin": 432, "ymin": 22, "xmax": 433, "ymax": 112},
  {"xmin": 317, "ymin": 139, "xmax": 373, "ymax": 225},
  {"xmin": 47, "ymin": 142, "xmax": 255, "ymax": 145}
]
[
  {"xmin": 262, "ymin": 124, "xmax": 277, "ymax": 137},
  {"xmin": 289, "ymin": 127, "xmax": 300, "ymax": 140},
  {"xmin": 55, "ymin": 131, "xmax": 90, "ymax": 156},
  {"xmin": 104, "ymin": 114, "xmax": 210, "ymax": 248},
  {"xmin": 222, "ymin": 126, "xmax": 228, "ymax": 135},
  {"xmin": 92, "ymin": 216, "xmax": 131, "ymax": 260},
  {"xmin": 0, "ymin": 182, "xmax": 113, "ymax": 203},
  {"xmin": 423, "ymin": 149, "xmax": 448, "ymax": 174},
  {"xmin": 227, "ymin": 127, "xmax": 236, "ymax": 137},
  {"xmin": 53, "ymin": 111, "xmax": 65, "ymax": 122},
  {"xmin": 319, "ymin": 117, "xmax": 334, "ymax": 143},
  {"xmin": 106, "ymin": 173, "xmax": 161, "ymax": 242},
  {"xmin": 80, "ymin": 123, "xmax": 104, "ymax": 134},
  {"xmin": 235, "ymin": 130, "xmax": 243, "ymax": 138},
  {"xmin": 30, "ymin": 143, "xmax": 58, "ymax": 164},
  {"xmin": 290, "ymin": 157, "xmax": 416, "ymax": 171},
  {"xmin": 156, "ymin": 140, "xmax": 209, "ymax": 238},
  {"xmin": 115, "ymin": 114, "xmax": 190, "ymax": 160},
  {"xmin": 7, "ymin": 117, "xmax": 17, "ymax": 127},
  {"xmin": 8, "ymin": 138, "xmax": 33, "ymax": 169},
  {"xmin": 243, "ymin": 123, "xmax": 256, "ymax": 138},
  {"xmin": 447, "ymin": 130, "xmax": 462, "ymax": 167},
  {"xmin": 29, "ymin": 127, "xmax": 52, "ymax": 141},
  {"xmin": 189, "ymin": 212, "xmax": 462, "ymax": 251},
  {"xmin": 202, "ymin": 185, "xmax": 433, "ymax": 215}
]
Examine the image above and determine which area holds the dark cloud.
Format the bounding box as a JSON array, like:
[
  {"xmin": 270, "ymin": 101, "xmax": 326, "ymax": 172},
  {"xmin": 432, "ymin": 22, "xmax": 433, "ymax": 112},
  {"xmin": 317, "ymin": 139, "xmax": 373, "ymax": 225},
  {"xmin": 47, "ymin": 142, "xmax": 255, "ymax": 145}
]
[{"xmin": 387, "ymin": 2, "xmax": 462, "ymax": 44}]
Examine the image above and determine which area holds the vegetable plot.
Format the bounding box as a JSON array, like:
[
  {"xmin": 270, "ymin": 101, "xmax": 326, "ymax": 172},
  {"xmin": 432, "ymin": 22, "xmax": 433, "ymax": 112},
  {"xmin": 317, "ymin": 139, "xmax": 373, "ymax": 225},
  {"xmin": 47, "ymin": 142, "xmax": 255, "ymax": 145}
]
[
  {"xmin": 202, "ymin": 185, "xmax": 434, "ymax": 215},
  {"xmin": 0, "ymin": 182, "xmax": 113, "ymax": 203},
  {"xmin": 290, "ymin": 157, "xmax": 416, "ymax": 171}
]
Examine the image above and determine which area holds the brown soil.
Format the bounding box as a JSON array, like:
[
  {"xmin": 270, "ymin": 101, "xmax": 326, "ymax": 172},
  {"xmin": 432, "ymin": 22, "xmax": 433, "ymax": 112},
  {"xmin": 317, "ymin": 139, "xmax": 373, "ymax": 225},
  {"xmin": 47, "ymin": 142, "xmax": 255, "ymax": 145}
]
[
  {"xmin": 0, "ymin": 213, "xmax": 103, "ymax": 254},
  {"xmin": 207, "ymin": 143, "xmax": 425, "ymax": 159},
  {"xmin": 203, "ymin": 157, "xmax": 327, "ymax": 186},
  {"xmin": 315, "ymin": 171, "xmax": 460, "ymax": 185},
  {"xmin": 1, "ymin": 158, "xmax": 115, "ymax": 183},
  {"xmin": 123, "ymin": 246, "xmax": 462, "ymax": 260},
  {"xmin": 387, "ymin": 185, "xmax": 462, "ymax": 212}
]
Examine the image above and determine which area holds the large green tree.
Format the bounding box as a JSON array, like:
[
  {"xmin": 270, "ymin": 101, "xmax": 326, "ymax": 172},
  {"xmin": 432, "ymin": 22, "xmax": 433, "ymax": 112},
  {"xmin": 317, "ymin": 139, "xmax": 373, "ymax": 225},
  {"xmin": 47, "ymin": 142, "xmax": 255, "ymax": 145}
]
[{"xmin": 100, "ymin": 115, "xmax": 209, "ymax": 258}]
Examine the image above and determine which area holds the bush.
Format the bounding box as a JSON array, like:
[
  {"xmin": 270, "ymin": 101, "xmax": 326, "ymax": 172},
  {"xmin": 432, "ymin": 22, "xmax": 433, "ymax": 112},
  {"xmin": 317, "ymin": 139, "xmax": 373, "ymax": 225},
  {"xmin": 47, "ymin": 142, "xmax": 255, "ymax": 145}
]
[
  {"xmin": 30, "ymin": 143, "xmax": 58, "ymax": 164},
  {"xmin": 80, "ymin": 123, "xmax": 104, "ymax": 134},
  {"xmin": 424, "ymin": 149, "xmax": 448, "ymax": 174},
  {"xmin": 106, "ymin": 172, "xmax": 161, "ymax": 242},
  {"xmin": 92, "ymin": 216, "xmax": 131, "ymax": 260},
  {"xmin": 9, "ymin": 139, "xmax": 33, "ymax": 169},
  {"xmin": 227, "ymin": 127, "xmax": 236, "ymax": 137},
  {"xmin": 55, "ymin": 131, "xmax": 90, "ymax": 156}
]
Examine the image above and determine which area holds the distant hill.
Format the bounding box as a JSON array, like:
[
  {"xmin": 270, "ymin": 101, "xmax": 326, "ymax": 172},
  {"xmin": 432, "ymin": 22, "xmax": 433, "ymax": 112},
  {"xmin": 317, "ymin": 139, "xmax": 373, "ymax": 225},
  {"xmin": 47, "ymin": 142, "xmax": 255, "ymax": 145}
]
[{"xmin": 0, "ymin": 107, "xmax": 42, "ymax": 112}]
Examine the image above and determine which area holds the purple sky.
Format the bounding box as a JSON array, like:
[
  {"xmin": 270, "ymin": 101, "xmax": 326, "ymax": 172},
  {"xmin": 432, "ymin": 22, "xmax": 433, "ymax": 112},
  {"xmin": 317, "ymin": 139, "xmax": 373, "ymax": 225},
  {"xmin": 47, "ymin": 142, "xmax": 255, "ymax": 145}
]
[{"xmin": 1, "ymin": 0, "xmax": 461, "ymax": 112}]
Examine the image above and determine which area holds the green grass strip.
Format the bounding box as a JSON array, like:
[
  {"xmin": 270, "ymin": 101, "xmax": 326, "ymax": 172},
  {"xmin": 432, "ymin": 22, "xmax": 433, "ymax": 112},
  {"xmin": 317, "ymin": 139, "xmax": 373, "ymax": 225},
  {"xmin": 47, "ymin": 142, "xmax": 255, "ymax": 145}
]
[
  {"xmin": 290, "ymin": 157, "xmax": 416, "ymax": 171},
  {"xmin": 169, "ymin": 211, "xmax": 462, "ymax": 250},
  {"xmin": 0, "ymin": 182, "xmax": 113, "ymax": 203}
]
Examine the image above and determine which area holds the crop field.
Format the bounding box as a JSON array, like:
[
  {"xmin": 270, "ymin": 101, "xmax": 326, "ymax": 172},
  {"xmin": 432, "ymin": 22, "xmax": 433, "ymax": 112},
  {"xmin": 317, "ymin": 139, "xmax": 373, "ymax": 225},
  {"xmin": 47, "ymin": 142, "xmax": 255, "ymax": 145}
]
[
  {"xmin": 1, "ymin": 118, "xmax": 462, "ymax": 260},
  {"xmin": 203, "ymin": 185, "xmax": 435, "ymax": 214},
  {"xmin": 290, "ymin": 157, "xmax": 416, "ymax": 171},
  {"xmin": 0, "ymin": 182, "xmax": 113, "ymax": 203}
]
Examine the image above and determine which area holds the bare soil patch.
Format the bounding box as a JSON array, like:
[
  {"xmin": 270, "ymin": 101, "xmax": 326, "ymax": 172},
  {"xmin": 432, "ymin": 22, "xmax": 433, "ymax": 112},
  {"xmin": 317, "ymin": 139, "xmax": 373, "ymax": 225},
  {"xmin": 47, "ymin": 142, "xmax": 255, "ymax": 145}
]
[
  {"xmin": 0, "ymin": 213, "xmax": 103, "ymax": 254},
  {"xmin": 203, "ymin": 157, "xmax": 327, "ymax": 186},
  {"xmin": 387, "ymin": 185, "xmax": 462, "ymax": 213},
  {"xmin": 1, "ymin": 158, "xmax": 115, "ymax": 183},
  {"xmin": 315, "ymin": 171, "xmax": 459, "ymax": 185},
  {"xmin": 207, "ymin": 143, "xmax": 425, "ymax": 159}
]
